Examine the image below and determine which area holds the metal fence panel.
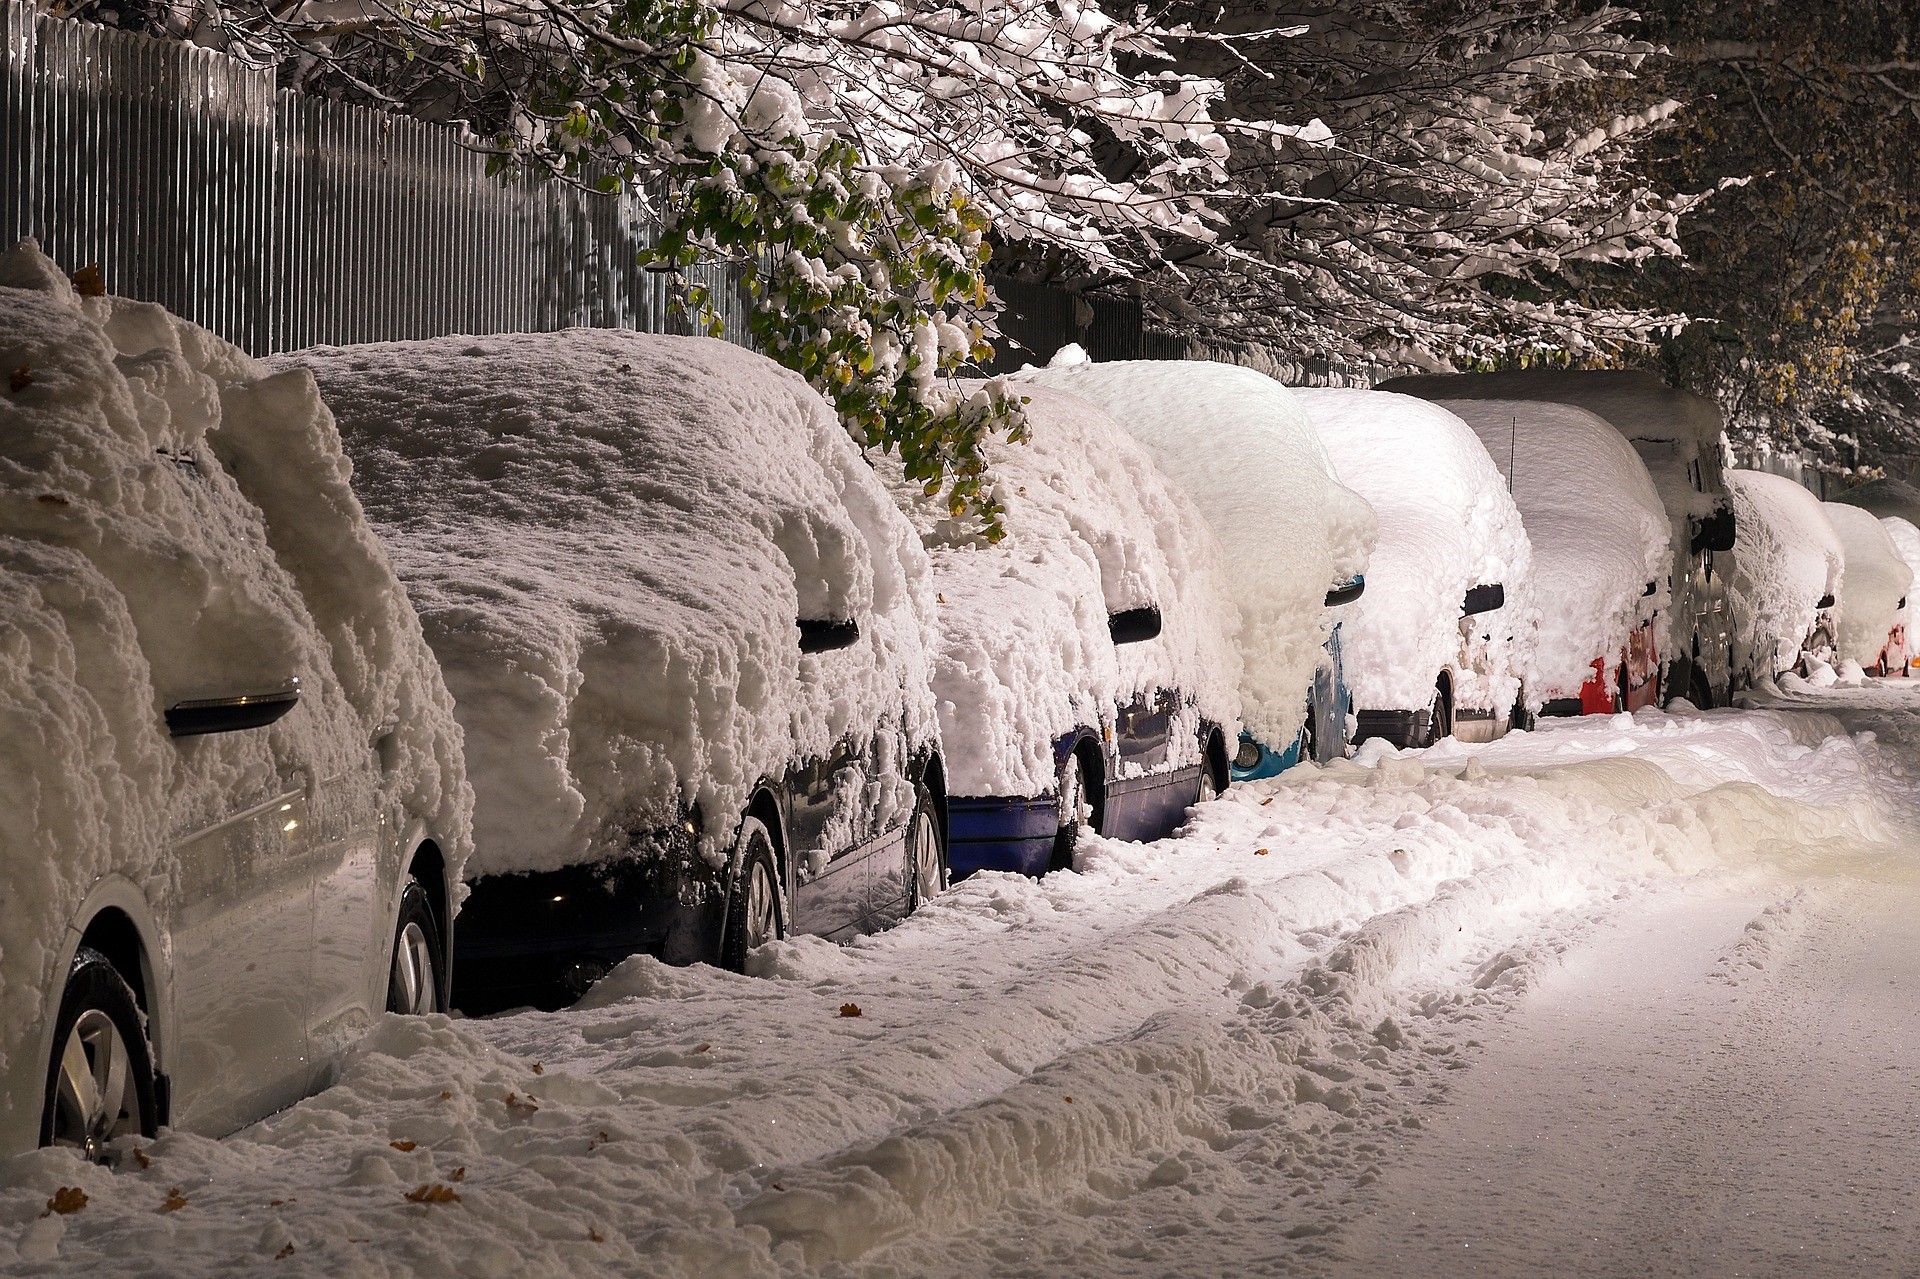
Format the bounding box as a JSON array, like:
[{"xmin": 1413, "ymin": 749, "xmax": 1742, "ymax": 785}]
[{"xmin": 0, "ymin": 1, "xmax": 753, "ymax": 356}]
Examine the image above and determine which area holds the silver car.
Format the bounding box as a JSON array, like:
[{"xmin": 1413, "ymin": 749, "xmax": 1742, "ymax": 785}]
[{"xmin": 0, "ymin": 243, "xmax": 471, "ymax": 1160}]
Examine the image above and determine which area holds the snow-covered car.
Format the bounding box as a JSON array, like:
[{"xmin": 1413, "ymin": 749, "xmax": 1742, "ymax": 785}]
[
  {"xmin": 879, "ymin": 383, "xmax": 1240, "ymax": 877},
  {"xmin": 1832, "ymin": 476, "xmax": 1920, "ymax": 528},
  {"xmin": 0, "ymin": 241, "xmax": 471, "ymax": 1160},
  {"xmin": 1425, "ymin": 398, "xmax": 1670, "ymax": 716},
  {"xmin": 1823, "ymin": 502, "xmax": 1914, "ymax": 676},
  {"xmin": 1878, "ymin": 516, "xmax": 1920, "ymax": 676},
  {"xmin": 1015, "ymin": 356, "xmax": 1376, "ymax": 779},
  {"xmin": 288, "ymin": 331, "xmax": 945, "ymax": 1013},
  {"xmin": 1726, "ymin": 470, "xmax": 1845, "ymax": 682},
  {"xmin": 1382, "ymin": 370, "xmax": 1737, "ymax": 708},
  {"xmin": 1295, "ymin": 389, "xmax": 1533, "ymax": 748}
]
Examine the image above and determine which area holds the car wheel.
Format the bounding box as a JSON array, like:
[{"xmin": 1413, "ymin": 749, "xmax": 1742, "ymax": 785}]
[
  {"xmin": 906, "ymin": 783, "xmax": 948, "ymax": 914},
  {"xmin": 1423, "ymin": 680, "xmax": 1453, "ymax": 747},
  {"xmin": 41, "ymin": 948, "xmax": 157, "ymax": 1163},
  {"xmin": 720, "ymin": 817, "xmax": 785, "ymax": 972},
  {"xmin": 1300, "ymin": 706, "xmax": 1319, "ymax": 766},
  {"xmin": 1049, "ymin": 750, "xmax": 1091, "ymax": 873},
  {"xmin": 387, "ymin": 877, "xmax": 445, "ymax": 1015}
]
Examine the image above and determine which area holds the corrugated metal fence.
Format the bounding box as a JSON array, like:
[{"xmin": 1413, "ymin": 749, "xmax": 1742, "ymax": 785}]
[{"xmin": 0, "ymin": 1, "xmax": 749, "ymax": 355}]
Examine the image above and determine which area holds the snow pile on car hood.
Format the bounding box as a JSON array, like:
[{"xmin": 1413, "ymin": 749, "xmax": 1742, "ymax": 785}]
[
  {"xmin": 1013, "ymin": 360, "xmax": 1375, "ymax": 750},
  {"xmin": 284, "ymin": 331, "xmax": 939, "ymax": 878},
  {"xmin": 1430, "ymin": 399, "xmax": 1669, "ymax": 703},
  {"xmin": 1295, "ymin": 390, "xmax": 1533, "ymax": 716},
  {"xmin": 0, "ymin": 239, "xmax": 471, "ymax": 1081},
  {"xmin": 881, "ymin": 383, "xmax": 1240, "ymax": 797},
  {"xmin": 1727, "ymin": 470, "xmax": 1845, "ymax": 678},
  {"xmin": 1820, "ymin": 502, "xmax": 1914, "ymax": 667}
]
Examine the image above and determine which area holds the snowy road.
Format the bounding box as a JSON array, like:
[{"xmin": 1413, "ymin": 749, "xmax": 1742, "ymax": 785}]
[{"xmin": 4, "ymin": 682, "xmax": 1919, "ymax": 1277}]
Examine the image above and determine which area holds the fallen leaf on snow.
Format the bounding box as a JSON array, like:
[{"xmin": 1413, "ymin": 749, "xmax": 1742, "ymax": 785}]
[
  {"xmin": 133, "ymin": 1147, "xmax": 151, "ymax": 1170},
  {"xmin": 1254, "ymin": 848, "xmax": 1270, "ymax": 856},
  {"xmin": 505, "ymin": 1092, "xmax": 539, "ymax": 1114},
  {"xmin": 9, "ymin": 366, "xmax": 32, "ymax": 393},
  {"xmin": 390, "ymin": 1141, "xmax": 416, "ymax": 1152},
  {"xmin": 838, "ymin": 1003, "xmax": 862, "ymax": 1018},
  {"xmin": 404, "ymin": 1184, "xmax": 461, "ymax": 1205},
  {"xmin": 43, "ymin": 1187, "xmax": 87, "ymax": 1216},
  {"xmin": 589, "ymin": 1228, "xmax": 606, "ymax": 1243},
  {"xmin": 449, "ymin": 1167, "xmax": 466, "ymax": 1182},
  {"xmin": 276, "ymin": 1242, "xmax": 296, "ymax": 1260},
  {"xmin": 695, "ymin": 1043, "xmax": 711, "ymax": 1053},
  {"xmin": 160, "ymin": 1188, "xmax": 188, "ymax": 1213},
  {"xmin": 437, "ymin": 1091, "xmax": 452, "ymax": 1102},
  {"xmin": 70, "ymin": 264, "xmax": 105, "ymax": 297},
  {"xmin": 532, "ymin": 1062, "xmax": 544, "ymax": 1075}
]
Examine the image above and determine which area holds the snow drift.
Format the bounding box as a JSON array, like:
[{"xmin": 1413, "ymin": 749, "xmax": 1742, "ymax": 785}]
[
  {"xmin": 0, "ymin": 240, "xmax": 471, "ymax": 1102},
  {"xmin": 1013, "ymin": 359, "xmax": 1375, "ymax": 751},
  {"xmin": 1429, "ymin": 399, "xmax": 1669, "ymax": 704},
  {"xmin": 1822, "ymin": 503, "xmax": 1913, "ymax": 670},
  {"xmin": 1294, "ymin": 389, "xmax": 1533, "ymax": 717},
  {"xmin": 880, "ymin": 383, "xmax": 1240, "ymax": 798},
  {"xmin": 281, "ymin": 331, "xmax": 940, "ymax": 879},
  {"xmin": 1726, "ymin": 470, "xmax": 1845, "ymax": 678}
]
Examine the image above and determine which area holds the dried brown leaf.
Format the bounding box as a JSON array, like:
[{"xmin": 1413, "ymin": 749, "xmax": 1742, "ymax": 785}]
[
  {"xmin": 403, "ymin": 1183, "xmax": 461, "ymax": 1205},
  {"xmin": 43, "ymin": 1187, "xmax": 87, "ymax": 1216},
  {"xmin": 70, "ymin": 264, "xmax": 105, "ymax": 297},
  {"xmin": 390, "ymin": 1140, "xmax": 416, "ymax": 1152},
  {"xmin": 838, "ymin": 1002, "xmax": 862, "ymax": 1018}
]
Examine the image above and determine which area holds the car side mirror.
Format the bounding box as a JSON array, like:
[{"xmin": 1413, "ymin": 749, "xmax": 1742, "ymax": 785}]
[
  {"xmin": 165, "ymin": 680, "xmax": 300, "ymax": 737},
  {"xmin": 1643, "ymin": 581, "xmax": 1659, "ymax": 597},
  {"xmin": 1461, "ymin": 583, "xmax": 1505, "ymax": 616},
  {"xmin": 1691, "ymin": 506, "xmax": 1736, "ymax": 554},
  {"xmin": 797, "ymin": 618, "xmax": 860, "ymax": 654},
  {"xmin": 1817, "ymin": 593, "xmax": 1836, "ymax": 610},
  {"xmin": 1108, "ymin": 607, "xmax": 1163, "ymax": 645},
  {"xmin": 1324, "ymin": 577, "xmax": 1365, "ymax": 608}
]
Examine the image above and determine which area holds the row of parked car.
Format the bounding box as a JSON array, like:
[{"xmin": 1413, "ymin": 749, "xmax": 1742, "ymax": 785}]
[{"xmin": 3, "ymin": 237, "xmax": 1907, "ymax": 1164}]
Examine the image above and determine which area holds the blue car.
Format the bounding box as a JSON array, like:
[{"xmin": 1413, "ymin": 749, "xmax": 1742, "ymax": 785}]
[
  {"xmin": 884, "ymin": 384, "xmax": 1242, "ymax": 879},
  {"xmin": 1232, "ymin": 612, "xmax": 1355, "ymax": 782}
]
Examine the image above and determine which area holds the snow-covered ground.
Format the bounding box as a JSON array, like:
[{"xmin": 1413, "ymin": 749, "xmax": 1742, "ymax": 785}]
[{"xmin": 5, "ymin": 684, "xmax": 1920, "ymax": 1276}]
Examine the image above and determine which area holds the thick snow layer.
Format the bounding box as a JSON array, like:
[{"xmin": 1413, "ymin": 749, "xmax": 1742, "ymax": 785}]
[
  {"xmin": 2, "ymin": 696, "xmax": 1904, "ymax": 1275},
  {"xmin": 1013, "ymin": 360, "xmax": 1376, "ymax": 749},
  {"xmin": 0, "ymin": 241, "xmax": 471, "ymax": 1082},
  {"xmin": 280, "ymin": 331, "xmax": 939, "ymax": 878},
  {"xmin": 1726, "ymin": 470, "xmax": 1845, "ymax": 677},
  {"xmin": 1294, "ymin": 389, "xmax": 1534, "ymax": 716},
  {"xmin": 1832, "ymin": 476, "xmax": 1920, "ymax": 528},
  {"xmin": 1822, "ymin": 502, "xmax": 1913, "ymax": 668},
  {"xmin": 1429, "ymin": 399, "xmax": 1670, "ymax": 703},
  {"xmin": 1880, "ymin": 517, "xmax": 1920, "ymax": 666},
  {"xmin": 880, "ymin": 384, "xmax": 1239, "ymax": 797}
]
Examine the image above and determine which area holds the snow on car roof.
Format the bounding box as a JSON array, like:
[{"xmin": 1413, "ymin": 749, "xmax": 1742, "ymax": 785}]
[
  {"xmin": 1823, "ymin": 502, "xmax": 1914, "ymax": 668},
  {"xmin": 880, "ymin": 382, "xmax": 1240, "ymax": 797},
  {"xmin": 1833, "ymin": 477, "xmax": 1920, "ymax": 528},
  {"xmin": 1294, "ymin": 389, "xmax": 1533, "ymax": 716},
  {"xmin": 1428, "ymin": 398, "xmax": 1670, "ymax": 702},
  {"xmin": 1726, "ymin": 470, "xmax": 1845, "ymax": 678},
  {"xmin": 0, "ymin": 238, "xmax": 471, "ymax": 1057},
  {"xmin": 1013, "ymin": 358, "xmax": 1375, "ymax": 751},
  {"xmin": 283, "ymin": 329, "xmax": 938, "ymax": 878}
]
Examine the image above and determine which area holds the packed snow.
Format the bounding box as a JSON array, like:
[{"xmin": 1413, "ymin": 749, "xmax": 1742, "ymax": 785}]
[
  {"xmin": 4, "ymin": 679, "xmax": 1915, "ymax": 1274},
  {"xmin": 1821, "ymin": 502, "xmax": 1913, "ymax": 670},
  {"xmin": 278, "ymin": 332, "xmax": 940, "ymax": 878},
  {"xmin": 0, "ymin": 239, "xmax": 470, "ymax": 1138},
  {"xmin": 1421, "ymin": 398, "xmax": 1670, "ymax": 705},
  {"xmin": 878, "ymin": 383, "xmax": 1239, "ymax": 797},
  {"xmin": 1013, "ymin": 357, "xmax": 1376, "ymax": 751},
  {"xmin": 1725, "ymin": 470, "xmax": 1845, "ymax": 679},
  {"xmin": 1293, "ymin": 389, "xmax": 1533, "ymax": 719}
]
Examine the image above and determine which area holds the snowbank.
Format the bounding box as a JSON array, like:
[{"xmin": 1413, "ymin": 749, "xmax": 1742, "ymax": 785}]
[
  {"xmin": 880, "ymin": 383, "xmax": 1239, "ymax": 797},
  {"xmin": 0, "ymin": 241, "xmax": 470, "ymax": 1097},
  {"xmin": 1013, "ymin": 360, "xmax": 1375, "ymax": 749},
  {"xmin": 1294, "ymin": 389, "xmax": 1533, "ymax": 716},
  {"xmin": 1726, "ymin": 470, "xmax": 1844, "ymax": 678},
  {"xmin": 1822, "ymin": 503, "xmax": 1913, "ymax": 669},
  {"xmin": 1428, "ymin": 399, "xmax": 1670, "ymax": 703},
  {"xmin": 281, "ymin": 331, "xmax": 939, "ymax": 878}
]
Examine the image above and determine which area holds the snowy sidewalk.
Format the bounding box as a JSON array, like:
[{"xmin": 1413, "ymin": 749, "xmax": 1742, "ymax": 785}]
[{"xmin": 0, "ymin": 695, "xmax": 1912, "ymax": 1276}]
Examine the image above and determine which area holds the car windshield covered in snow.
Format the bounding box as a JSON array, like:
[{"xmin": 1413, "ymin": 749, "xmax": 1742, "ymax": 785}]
[
  {"xmin": 1727, "ymin": 470, "xmax": 1846, "ymax": 682},
  {"xmin": 285, "ymin": 331, "xmax": 945, "ymax": 1010},
  {"xmin": 0, "ymin": 240, "xmax": 471, "ymax": 1156},
  {"xmin": 1428, "ymin": 398, "xmax": 1670, "ymax": 713},
  {"xmin": 1013, "ymin": 357, "xmax": 1375, "ymax": 765},
  {"xmin": 1295, "ymin": 389, "xmax": 1533, "ymax": 748},
  {"xmin": 878, "ymin": 381, "xmax": 1240, "ymax": 877}
]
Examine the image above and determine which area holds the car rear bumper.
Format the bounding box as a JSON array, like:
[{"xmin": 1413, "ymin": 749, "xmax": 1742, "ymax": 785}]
[
  {"xmin": 1355, "ymin": 708, "xmax": 1428, "ymax": 749},
  {"xmin": 947, "ymin": 794, "xmax": 1058, "ymax": 878}
]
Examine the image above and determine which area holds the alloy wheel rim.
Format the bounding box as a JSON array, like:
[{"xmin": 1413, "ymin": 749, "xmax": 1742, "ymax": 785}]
[
  {"xmin": 53, "ymin": 1009, "xmax": 136, "ymax": 1160},
  {"xmin": 913, "ymin": 807, "xmax": 943, "ymax": 899},
  {"xmin": 391, "ymin": 921, "xmax": 438, "ymax": 1015},
  {"xmin": 745, "ymin": 852, "xmax": 779, "ymax": 948}
]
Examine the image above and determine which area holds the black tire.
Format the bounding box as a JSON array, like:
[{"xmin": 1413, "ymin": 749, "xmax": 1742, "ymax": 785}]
[
  {"xmin": 1300, "ymin": 705, "xmax": 1319, "ymax": 765},
  {"xmin": 1689, "ymin": 668, "xmax": 1714, "ymax": 710},
  {"xmin": 1048, "ymin": 748, "xmax": 1093, "ymax": 874},
  {"xmin": 1196, "ymin": 730, "xmax": 1227, "ymax": 803},
  {"xmin": 720, "ymin": 817, "xmax": 785, "ymax": 972},
  {"xmin": 906, "ymin": 782, "xmax": 948, "ymax": 914},
  {"xmin": 41, "ymin": 947, "xmax": 157, "ymax": 1162},
  {"xmin": 1422, "ymin": 679, "xmax": 1453, "ymax": 747},
  {"xmin": 387, "ymin": 876, "xmax": 446, "ymax": 1015}
]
